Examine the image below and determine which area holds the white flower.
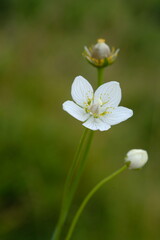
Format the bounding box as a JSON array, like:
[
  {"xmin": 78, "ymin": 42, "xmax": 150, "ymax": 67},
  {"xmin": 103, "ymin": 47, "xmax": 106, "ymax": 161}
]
[
  {"xmin": 125, "ymin": 149, "xmax": 148, "ymax": 169},
  {"xmin": 63, "ymin": 76, "xmax": 133, "ymax": 131}
]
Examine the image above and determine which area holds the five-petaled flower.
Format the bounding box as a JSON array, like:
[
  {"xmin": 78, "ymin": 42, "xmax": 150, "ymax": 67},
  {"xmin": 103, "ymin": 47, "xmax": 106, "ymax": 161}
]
[
  {"xmin": 63, "ymin": 76, "xmax": 133, "ymax": 131},
  {"xmin": 83, "ymin": 39, "xmax": 119, "ymax": 68}
]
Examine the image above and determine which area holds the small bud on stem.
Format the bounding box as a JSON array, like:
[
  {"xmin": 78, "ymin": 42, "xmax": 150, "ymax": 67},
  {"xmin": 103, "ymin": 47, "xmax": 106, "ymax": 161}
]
[
  {"xmin": 125, "ymin": 149, "xmax": 148, "ymax": 170},
  {"xmin": 83, "ymin": 38, "xmax": 119, "ymax": 68}
]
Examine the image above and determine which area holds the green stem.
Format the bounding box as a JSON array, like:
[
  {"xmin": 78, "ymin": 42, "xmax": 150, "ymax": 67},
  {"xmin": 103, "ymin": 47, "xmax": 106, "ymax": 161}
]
[
  {"xmin": 59, "ymin": 130, "xmax": 94, "ymax": 233},
  {"xmin": 66, "ymin": 131, "xmax": 94, "ymax": 209},
  {"xmin": 65, "ymin": 165, "xmax": 128, "ymax": 240},
  {"xmin": 53, "ymin": 129, "xmax": 89, "ymax": 240},
  {"xmin": 63, "ymin": 129, "xmax": 89, "ymax": 198},
  {"xmin": 97, "ymin": 67, "xmax": 104, "ymax": 86}
]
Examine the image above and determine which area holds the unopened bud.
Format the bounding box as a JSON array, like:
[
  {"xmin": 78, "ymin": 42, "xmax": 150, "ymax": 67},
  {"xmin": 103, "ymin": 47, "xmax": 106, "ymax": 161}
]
[
  {"xmin": 83, "ymin": 38, "xmax": 119, "ymax": 68},
  {"xmin": 92, "ymin": 39, "xmax": 111, "ymax": 59},
  {"xmin": 125, "ymin": 149, "xmax": 148, "ymax": 170}
]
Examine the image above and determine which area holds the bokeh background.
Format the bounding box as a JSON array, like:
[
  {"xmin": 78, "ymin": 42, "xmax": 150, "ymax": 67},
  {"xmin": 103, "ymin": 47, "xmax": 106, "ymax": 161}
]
[{"xmin": 0, "ymin": 0, "xmax": 160, "ymax": 239}]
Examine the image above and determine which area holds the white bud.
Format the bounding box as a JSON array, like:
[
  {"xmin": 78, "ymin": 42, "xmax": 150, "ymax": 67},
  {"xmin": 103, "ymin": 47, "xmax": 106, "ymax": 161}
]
[
  {"xmin": 125, "ymin": 149, "xmax": 148, "ymax": 170},
  {"xmin": 92, "ymin": 39, "xmax": 111, "ymax": 59}
]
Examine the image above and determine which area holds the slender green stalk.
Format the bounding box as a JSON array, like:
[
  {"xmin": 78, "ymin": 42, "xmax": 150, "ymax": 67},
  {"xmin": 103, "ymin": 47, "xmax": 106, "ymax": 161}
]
[
  {"xmin": 53, "ymin": 129, "xmax": 89, "ymax": 240},
  {"xmin": 58, "ymin": 131, "xmax": 94, "ymax": 237},
  {"xmin": 65, "ymin": 165, "xmax": 128, "ymax": 240},
  {"xmin": 98, "ymin": 67, "xmax": 104, "ymax": 86},
  {"xmin": 53, "ymin": 130, "xmax": 94, "ymax": 240},
  {"xmin": 65, "ymin": 131, "xmax": 94, "ymax": 209},
  {"xmin": 63, "ymin": 129, "xmax": 89, "ymax": 198}
]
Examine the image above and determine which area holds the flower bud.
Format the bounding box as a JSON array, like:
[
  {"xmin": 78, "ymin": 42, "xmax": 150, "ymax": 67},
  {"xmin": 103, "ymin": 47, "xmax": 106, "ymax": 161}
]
[
  {"xmin": 125, "ymin": 149, "xmax": 148, "ymax": 170},
  {"xmin": 92, "ymin": 39, "xmax": 111, "ymax": 59},
  {"xmin": 83, "ymin": 38, "xmax": 119, "ymax": 68}
]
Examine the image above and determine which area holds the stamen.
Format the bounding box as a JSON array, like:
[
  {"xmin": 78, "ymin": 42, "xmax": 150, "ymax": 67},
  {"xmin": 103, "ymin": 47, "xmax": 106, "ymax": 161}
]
[{"xmin": 97, "ymin": 38, "xmax": 105, "ymax": 43}]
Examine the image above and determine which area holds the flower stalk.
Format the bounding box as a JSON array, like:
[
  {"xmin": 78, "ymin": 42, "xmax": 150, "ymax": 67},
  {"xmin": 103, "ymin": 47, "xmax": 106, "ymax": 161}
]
[
  {"xmin": 65, "ymin": 130, "xmax": 94, "ymax": 208},
  {"xmin": 97, "ymin": 67, "xmax": 104, "ymax": 86},
  {"xmin": 65, "ymin": 164, "xmax": 128, "ymax": 240},
  {"xmin": 53, "ymin": 129, "xmax": 89, "ymax": 240}
]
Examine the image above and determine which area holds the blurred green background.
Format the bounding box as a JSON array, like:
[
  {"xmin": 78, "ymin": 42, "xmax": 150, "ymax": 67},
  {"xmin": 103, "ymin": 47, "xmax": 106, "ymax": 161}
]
[{"xmin": 0, "ymin": 0, "xmax": 160, "ymax": 239}]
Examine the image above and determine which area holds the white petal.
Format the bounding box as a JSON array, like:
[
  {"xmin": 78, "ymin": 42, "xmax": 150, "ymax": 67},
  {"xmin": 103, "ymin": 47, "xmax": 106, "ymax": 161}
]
[
  {"xmin": 71, "ymin": 76, "xmax": 93, "ymax": 107},
  {"xmin": 94, "ymin": 81, "xmax": 121, "ymax": 107},
  {"xmin": 83, "ymin": 116, "xmax": 111, "ymax": 131},
  {"xmin": 63, "ymin": 101, "xmax": 90, "ymax": 122},
  {"xmin": 84, "ymin": 46, "xmax": 91, "ymax": 56},
  {"xmin": 103, "ymin": 106, "xmax": 133, "ymax": 125}
]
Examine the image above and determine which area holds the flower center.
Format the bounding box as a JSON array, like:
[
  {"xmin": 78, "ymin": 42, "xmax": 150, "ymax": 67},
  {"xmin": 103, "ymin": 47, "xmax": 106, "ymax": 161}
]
[
  {"xmin": 89, "ymin": 104, "xmax": 100, "ymax": 116},
  {"xmin": 86, "ymin": 99, "xmax": 103, "ymax": 118},
  {"xmin": 85, "ymin": 98, "xmax": 113, "ymax": 118}
]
